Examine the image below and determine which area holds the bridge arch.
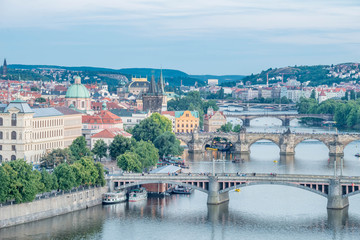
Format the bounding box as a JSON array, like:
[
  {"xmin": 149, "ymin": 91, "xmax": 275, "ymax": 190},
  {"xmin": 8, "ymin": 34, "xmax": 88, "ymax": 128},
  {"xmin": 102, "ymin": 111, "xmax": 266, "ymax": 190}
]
[
  {"xmin": 293, "ymin": 137, "xmax": 330, "ymax": 151},
  {"xmin": 248, "ymin": 116, "xmax": 284, "ymax": 126},
  {"xmin": 248, "ymin": 137, "xmax": 281, "ymax": 149},
  {"xmin": 219, "ymin": 181, "xmax": 328, "ymax": 198},
  {"xmin": 114, "ymin": 180, "xmax": 209, "ymax": 194}
]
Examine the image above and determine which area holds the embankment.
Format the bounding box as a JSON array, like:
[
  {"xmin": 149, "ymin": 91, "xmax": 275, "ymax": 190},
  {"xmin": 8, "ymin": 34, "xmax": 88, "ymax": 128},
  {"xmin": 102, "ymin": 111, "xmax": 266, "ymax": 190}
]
[{"xmin": 0, "ymin": 186, "xmax": 107, "ymax": 229}]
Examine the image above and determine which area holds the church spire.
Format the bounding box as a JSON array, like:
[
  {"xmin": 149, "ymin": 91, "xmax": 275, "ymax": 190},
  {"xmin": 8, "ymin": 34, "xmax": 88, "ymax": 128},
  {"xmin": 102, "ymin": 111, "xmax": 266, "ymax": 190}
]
[
  {"xmin": 2, "ymin": 58, "xmax": 7, "ymax": 76},
  {"xmin": 149, "ymin": 75, "xmax": 157, "ymax": 94},
  {"xmin": 158, "ymin": 68, "xmax": 165, "ymax": 93}
]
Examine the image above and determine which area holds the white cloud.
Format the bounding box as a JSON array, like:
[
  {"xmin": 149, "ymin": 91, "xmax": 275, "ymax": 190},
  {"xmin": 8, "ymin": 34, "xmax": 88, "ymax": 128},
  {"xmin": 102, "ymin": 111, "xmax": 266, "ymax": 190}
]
[{"xmin": 1, "ymin": 0, "xmax": 359, "ymax": 44}]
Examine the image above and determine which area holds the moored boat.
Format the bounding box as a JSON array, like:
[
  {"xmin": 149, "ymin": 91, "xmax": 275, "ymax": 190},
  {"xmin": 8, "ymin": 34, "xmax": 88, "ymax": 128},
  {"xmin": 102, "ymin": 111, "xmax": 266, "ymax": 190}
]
[
  {"xmin": 102, "ymin": 190, "xmax": 127, "ymax": 204},
  {"xmin": 129, "ymin": 188, "xmax": 147, "ymax": 202},
  {"xmin": 172, "ymin": 185, "xmax": 194, "ymax": 194},
  {"xmin": 355, "ymin": 153, "xmax": 360, "ymax": 157}
]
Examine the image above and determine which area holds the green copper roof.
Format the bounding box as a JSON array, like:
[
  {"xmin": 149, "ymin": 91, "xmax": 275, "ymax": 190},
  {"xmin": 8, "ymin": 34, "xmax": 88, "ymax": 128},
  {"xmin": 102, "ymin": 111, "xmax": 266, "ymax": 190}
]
[
  {"xmin": 175, "ymin": 111, "xmax": 199, "ymax": 118},
  {"xmin": 65, "ymin": 84, "xmax": 90, "ymax": 98}
]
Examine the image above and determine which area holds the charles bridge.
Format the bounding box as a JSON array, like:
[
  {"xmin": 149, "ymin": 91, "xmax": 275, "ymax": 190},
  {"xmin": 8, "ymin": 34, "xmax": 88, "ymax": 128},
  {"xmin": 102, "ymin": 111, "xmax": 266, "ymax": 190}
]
[
  {"xmin": 108, "ymin": 172, "xmax": 360, "ymax": 210},
  {"xmin": 175, "ymin": 129, "xmax": 360, "ymax": 159},
  {"xmin": 223, "ymin": 113, "xmax": 333, "ymax": 127}
]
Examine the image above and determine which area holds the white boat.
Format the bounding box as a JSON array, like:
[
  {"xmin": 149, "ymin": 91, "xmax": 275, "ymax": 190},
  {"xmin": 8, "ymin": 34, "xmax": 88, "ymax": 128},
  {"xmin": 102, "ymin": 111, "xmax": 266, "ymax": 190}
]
[
  {"xmin": 129, "ymin": 188, "xmax": 147, "ymax": 202},
  {"xmin": 172, "ymin": 185, "xmax": 194, "ymax": 194},
  {"xmin": 102, "ymin": 190, "xmax": 127, "ymax": 204}
]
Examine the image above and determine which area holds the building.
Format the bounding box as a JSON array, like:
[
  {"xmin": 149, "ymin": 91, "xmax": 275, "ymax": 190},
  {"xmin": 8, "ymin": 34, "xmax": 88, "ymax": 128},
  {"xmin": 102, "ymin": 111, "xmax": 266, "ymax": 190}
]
[
  {"xmin": 0, "ymin": 100, "xmax": 82, "ymax": 164},
  {"xmin": 110, "ymin": 109, "xmax": 149, "ymax": 129},
  {"xmin": 203, "ymin": 107, "xmax": 226, "ymax": 132},
  {"xmin": 175, "ymin": 110, "xmax": 199, "ymax": 133},
  {"xmin": 65, "ymin": 76, "xmax": 92, "ymax": 113},
  {"xmin": 1, "ymin": 59, "xmax": 7, "ymax": 77},
  {"xmin": 90, "ymin": 128, "xmax": 132, "ymax": 150},
  {"xmin": 122, "ymin": 77, "xmax": 150, "ymax": 96},
  {"xmin": 161, "ymin": 111, "xmax": 176, "ymax": 132},
  {"xmin": 208, "ymin": 79, "xmax": 218, "ymax": 86},
  {"xmin": 142, "ymin": 71, "xmax": 167, "ymax": 113},
  {"xmin": 54, "ymin": 107, "xmax": 83, "ymax": 147}
]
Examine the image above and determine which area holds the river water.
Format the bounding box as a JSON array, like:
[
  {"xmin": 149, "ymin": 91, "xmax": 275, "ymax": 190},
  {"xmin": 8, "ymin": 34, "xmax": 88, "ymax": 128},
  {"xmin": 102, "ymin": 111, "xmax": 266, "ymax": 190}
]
[{"xmin": 2, "ymin": 109, "xmax": 360, "ymax": 240}]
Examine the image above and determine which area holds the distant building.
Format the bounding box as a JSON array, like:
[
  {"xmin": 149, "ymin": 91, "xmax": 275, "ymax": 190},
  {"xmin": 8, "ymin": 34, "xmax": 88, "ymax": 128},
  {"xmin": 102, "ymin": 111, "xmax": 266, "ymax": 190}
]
[
  {"xmin": 123, "ymin": 77, "xmax": 150, "ymax": 96},
  {"xmin": 208, "ymin": 79, "xmax": 218, "ymax": 86},
  {"xmin": 175, "ymin": 110, "xmax": 199, "ymax": 133},
  {"xmin": 161, "ymin": 111, "xmax": 176, "ymax": 132},
  {"xmin": 65, "ymin": 76, "xmax": 92, "ymax": 113},
  {"xmin": 142, "ymin": 71, "xmax": 167, "ymax": 113},
  {"xmin": 110, "ymin": 109, "xmax": 149, "ymax": 129},
  {"xmin": 0, "ymin": 100, "xmax": 82, "ymax": 164},
  {"xmin": 1, "ymin": 59, "xmax": 7, "ymax": 76},
  {"xmin": 204, "ymin": 107, "xmax": 227, "ymax": 132},
  {"xmin": 90, "ymin": 128, "xmax": 132, "ymax": 150}
]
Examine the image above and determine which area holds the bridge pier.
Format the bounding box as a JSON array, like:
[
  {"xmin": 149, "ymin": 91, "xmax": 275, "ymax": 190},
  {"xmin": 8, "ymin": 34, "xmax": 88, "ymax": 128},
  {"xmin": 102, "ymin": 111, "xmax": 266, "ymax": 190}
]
[
  {"xmin": 243, "ymin": 118, "xmax": 250, "ymax": 127},
  {"xmin": 327, "ymin": 208, "xmax": 349, "ymax": 230},
  {"xmin": 282, "ymin": 118, "xmax": 290, "ymax": 127},
  {"xmin": 327, "ymin": 179, "xmax": 349, "ymax": 210},
  {"xmin": 207, "ymin": 202, "xmax": 229, "ymax": 223},
  {"xmin": 107, "ymin": 177, "xmax": 114, "ymax": 192},
  {"xmin": 207, "ymin": 176, "xmax": 229, "ymax": 205}
]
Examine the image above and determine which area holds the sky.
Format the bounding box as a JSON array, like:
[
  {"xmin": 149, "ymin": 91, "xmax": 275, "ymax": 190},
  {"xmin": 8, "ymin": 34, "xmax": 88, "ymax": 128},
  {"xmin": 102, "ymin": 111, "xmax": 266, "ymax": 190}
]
[{"xmin": 0, "ymin": 0, "xmax": 360, "ymax": 75}]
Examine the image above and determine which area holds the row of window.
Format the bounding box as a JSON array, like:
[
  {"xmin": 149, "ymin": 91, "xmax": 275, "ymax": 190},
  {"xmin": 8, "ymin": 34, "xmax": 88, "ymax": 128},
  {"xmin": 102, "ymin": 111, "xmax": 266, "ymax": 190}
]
[
  {"xmin": 0, "ymin": 114, "xmax": 17, "ymax": 127},
  {"xmin": 0, "ymin": 131, "xmax": 17, "ymax": 140},
  {"xmin": 33, "ymin": 129, "xmax": 63, "ymax": 140},
  {"xmin": 176, "ymin": 129, "xmax": 194, "ymax": 133},
  {"xmin": 177, "ymin": 124, "xmax": 198, "ymax": 128},
  {"xmin": 0, "ymin": 155, "xmax": 17, "ymax": 162},
  {"xmin": 33, "ymin": 118, "xmax": 63, "ymax": 128}
]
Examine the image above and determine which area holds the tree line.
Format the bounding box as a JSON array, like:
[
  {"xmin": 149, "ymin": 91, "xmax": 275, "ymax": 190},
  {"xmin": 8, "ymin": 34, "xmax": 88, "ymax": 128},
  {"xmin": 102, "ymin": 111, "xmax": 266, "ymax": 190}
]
[
  {"xmin": 0, "ymin": 157, "xmax": 105, "ymax": 204},
  {"xmin": 297, "ymin": 98, "xmax": 360, "ymax": 128}
]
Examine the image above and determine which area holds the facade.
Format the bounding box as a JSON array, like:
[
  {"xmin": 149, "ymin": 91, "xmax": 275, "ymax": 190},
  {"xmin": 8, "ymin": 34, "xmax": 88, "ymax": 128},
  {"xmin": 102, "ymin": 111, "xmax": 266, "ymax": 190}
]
[
  {"xmin": 124, "ymin": 77, "xmax": 150, "ymax": 95},
  {"xmin": 54, "ymin": 107, "xmax": 83, "ymax": 148},
  {"xmin": 110, "ymin": 109, "xmax": 149, "ymax": 129},
  {"xmin": 65, "ymin": 76, "xmax": 91, "ymax": 113},
  {"xmin": 203, "ymin": 108, "xmax": 226, "ymax": 132},
  {"xmin": 175, "ymin": 110, "xmax": 199, "ymax": 133},
  {"xmin": 0, "ymin": 100, "xmax": 82, "ymax": 164},
  {"xmin": 142, "ymin": 72, "xmax": 167, "ymax": 113},
  {"xmin": 161, "ymin": 111, "xmax": 176, "ymax": 132},
  {"xmin": 208, "ymin": 79, "xmax": 218, "ymax": 86},
  {"xmin": 90, "ymin": 128, "xmax": 132, "ymax": 150}
]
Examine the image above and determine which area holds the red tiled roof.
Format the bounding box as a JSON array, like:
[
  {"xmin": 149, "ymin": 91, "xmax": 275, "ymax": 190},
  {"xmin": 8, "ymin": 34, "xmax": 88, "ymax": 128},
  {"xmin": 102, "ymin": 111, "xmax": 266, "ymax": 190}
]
[
  {"xmin": 82, "ymin": 110, "xmax": 123, "ymax": 124},
  {"xmin": 91, "ymin": 128, "xmax": 132, "ymax": 138},
  {"xmin": 162, "ymin": 111, "xmax": 175, "ymax": 116}
]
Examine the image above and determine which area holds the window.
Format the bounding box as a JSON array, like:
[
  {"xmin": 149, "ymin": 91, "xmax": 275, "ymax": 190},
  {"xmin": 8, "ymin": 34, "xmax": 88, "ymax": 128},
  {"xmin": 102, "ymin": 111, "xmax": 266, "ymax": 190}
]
[
  {"xmin": 0, "ymin": 155, "xmax": 2, "ymax": 163},
  {"xmin": 11, "ymin": 155, "xmax": 16, "ymax": 161},
  {"xmin": 12, "ymin": 145, "xmax": 16, "ymax": 151},
  {"xmin": 186, "ymin": 114, "xmax": 189, "ymax": 117},
  {"xmin": 11, "ymin": 131, "xmax": 16, "ymax": 140},
  {"xmin": 0, "ymin": 117, "xmax": 3, "ymax": 126},
  {"xmin": 11, "ymin": 114, "xmax": 17, "ymax": 126},
  {"xmin": 0, "ymin": 131, "xmax": 2, "ymax": 139},
  {"xmin": 82, "ymin": 101, "xmax": 85, "ymax": 108},
  {"xmin": 0, "ymin": 145, "xmax": 2, "ymax": 150}
]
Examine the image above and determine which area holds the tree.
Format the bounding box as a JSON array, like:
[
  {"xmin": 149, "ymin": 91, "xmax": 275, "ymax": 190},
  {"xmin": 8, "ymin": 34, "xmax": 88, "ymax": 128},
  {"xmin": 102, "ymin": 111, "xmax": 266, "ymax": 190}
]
[
  {"xmin": 71, "ymin": 162, "xmax": 86, "ymax": 187},
  {"xmin": 233, "ymin": 124, "xmax": 242, "ymax": 133},
  {"xmin": 94, "ymin": 162, "xmax": 106, "ymax": 186},
  {"xmin": 219, "ymin": 123, "xmax": 233, "ymax": 133},
  {"xmin": 54, "ymin": 163, "xmax": 76, "ymax": 191},
  {"xmin": 132, "ymin": 113, "xmax": 172, "ymax": 142},
  {"xmin": 154, "ymin": 131, "xmax": 183, "ymax": 157},
  {"xmin": 0, "ymin": 166, "xmax": 10, "ymax": 203},
  {"xmin": 40, "ymin": 148, "xmax": 74, "ymax": 169},
  {"xmin": 40, "ymin": 168, "xmax": 53, "ymax": 193},
  {"xmin": 310, "ymin": 89, "xmax": 316, "ymax": 99},
  {"xmin": 35, "ymin": 97, "xmax": 46, "ymax": 103},
  {"xmin": 92, "ymin": 139, "xmax": 108, "ymax": 161},
  {"xmin": 69, "ymin": 136, "xmax": 92, "ymax": 161},
  {"xmin": 109, "ymin": 135, "xmax": 134, "ymax": 160},
  {"xmin": 131, "ymin": 140, "xmax": 159, "ymax": 170},
  {"xmin": 78, "ymin": 157, "xmax": 99, "ymax": 186},
  {"xmin": 117, "ymin": 152, "xmax": 142, "ymax": 173}
]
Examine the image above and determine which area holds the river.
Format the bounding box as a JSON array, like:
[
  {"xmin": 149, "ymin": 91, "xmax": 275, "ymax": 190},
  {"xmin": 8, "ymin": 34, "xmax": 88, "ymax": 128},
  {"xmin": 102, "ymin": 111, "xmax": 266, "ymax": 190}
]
[{"xmin": 1, "ymin": 111, "xmax": 360, "ymax": 240}]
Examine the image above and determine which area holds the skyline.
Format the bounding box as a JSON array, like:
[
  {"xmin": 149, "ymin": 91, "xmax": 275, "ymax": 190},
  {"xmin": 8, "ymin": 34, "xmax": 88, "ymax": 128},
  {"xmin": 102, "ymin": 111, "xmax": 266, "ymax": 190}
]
[{"xmin": 1, "ymin": 0, "xmax": 360, "ymax": 75}]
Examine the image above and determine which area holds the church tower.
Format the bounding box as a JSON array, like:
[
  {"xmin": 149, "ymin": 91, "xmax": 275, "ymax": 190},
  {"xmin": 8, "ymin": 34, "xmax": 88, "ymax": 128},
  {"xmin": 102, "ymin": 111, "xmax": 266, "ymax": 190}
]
[
  {"xmin": 142, "ymin": 70, "xmax": 167, "ymax": 113},
  {"xmin": 2, "ymin": 58, "xmax": 7, "ymax": 76}
]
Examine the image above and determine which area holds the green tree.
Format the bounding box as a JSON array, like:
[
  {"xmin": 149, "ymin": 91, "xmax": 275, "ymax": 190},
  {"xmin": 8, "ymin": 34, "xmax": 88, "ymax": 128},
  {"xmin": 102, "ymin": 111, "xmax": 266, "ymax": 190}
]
[
  {"xmin": 132, "ymin": 113, "xmax": 172, "ymax": 142},
  {"xmin": 219, "ymin": 122, "xmax": 233, "ymax": 133},
  {"xmin": 54, "ymin": 163, "xmax": 76, "ymax": 191},
  {"xmin": 0, "ymin": 166, "xmax": 10, "ymax": 203},
  {"xmin": 78, "ymin": 157, "xmax": 99, "ymax": 186},
  {"xmin": 92, "ymin": 139, "xmax": 108, "ymax": 161},
  {"xmin": 310, "ymin": 89, "xmax": 316, "ymax": 99},
  {"xmin": 233, "ymin": 124, "xmax": 242, "ymax": 132},
  {"xmin": 154, "ymin": 131, "xmax": 183, "ymax": 157},
  {"xmin": 117, "ymin": 152, "xmax": 142, "ymax": 173},
  {"xmin": 35, "ymin": 97, "xmax": 46, "ymax": 103},
  {"xmin": 109, "ymin": 135, "xmax": 134, "ymax": 160},
  {"xmin": 94, "ymin": 162, "xmax": 106, "ymax": 186},
  {"xmin": 40, "ymin": 148, "xmax": 74, "ymax": 169},
  {"xmin": 40, "ymin": 168, "xmax": 53, "ymax": 193},
  {"xmin": 69, "ymin": 136, "xmax": 92, "ymax": 161},
  {"xmin": 71, "ymin": 162, "xmax": 86, "ymax": 187},
  {"xmin": 131, "ymin": 140, "xmax": 159, "ymax": 170}
]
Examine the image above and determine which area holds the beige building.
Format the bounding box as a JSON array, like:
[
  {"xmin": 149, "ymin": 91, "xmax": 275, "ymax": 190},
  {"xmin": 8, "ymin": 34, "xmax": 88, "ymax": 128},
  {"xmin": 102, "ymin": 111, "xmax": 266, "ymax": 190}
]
[
  {"xmin": 203, "ymin": 107, "xmax": 227, "ymax": 132},
  {"xmin": 175, "ymin": 110, "xmax": 199, "ymax": 133},
  {"xmin": 0, "ymin": 100, "xmax": 82, "ymax": 165}
]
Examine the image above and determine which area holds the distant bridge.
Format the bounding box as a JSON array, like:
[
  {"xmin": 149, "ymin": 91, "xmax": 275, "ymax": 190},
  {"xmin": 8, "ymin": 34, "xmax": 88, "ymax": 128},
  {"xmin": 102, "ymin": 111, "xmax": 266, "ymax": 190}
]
[
  {"xmin": 108, "ymin": 173, "xmax": 360, "ymax": 209},
  {"xmin": 175, "ymin": 129, "xmax": 360, "ymax": 158},
  {"xmin": 217, "ymin": 102, "xmax": 297, "ymax": 111},
  {"xmin": 224, "ymin": 113, "xmax": 333, "ymax": 126}
]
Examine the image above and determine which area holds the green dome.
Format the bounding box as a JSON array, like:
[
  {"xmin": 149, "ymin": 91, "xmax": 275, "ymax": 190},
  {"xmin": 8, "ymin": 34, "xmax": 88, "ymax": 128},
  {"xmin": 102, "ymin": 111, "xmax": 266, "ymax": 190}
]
[{"xmin": 65, "ymin": 84, "xmax": 90, "ymax": 98}]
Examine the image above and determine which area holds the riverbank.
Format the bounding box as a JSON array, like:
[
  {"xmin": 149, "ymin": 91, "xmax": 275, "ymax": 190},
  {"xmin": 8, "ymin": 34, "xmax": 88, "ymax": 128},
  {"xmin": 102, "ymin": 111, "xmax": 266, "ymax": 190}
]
[{"xmin": 0, "ymin": 186, "xmax": 107, "ymax": 229}]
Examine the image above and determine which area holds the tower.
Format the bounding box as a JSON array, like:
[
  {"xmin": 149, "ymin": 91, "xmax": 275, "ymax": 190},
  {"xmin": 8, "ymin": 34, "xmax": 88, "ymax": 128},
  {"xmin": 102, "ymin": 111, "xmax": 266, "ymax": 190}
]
[
  {"xmin": 2, "ymin": 58, "xmax": 7, "ymax": 76},
  {"xmin": 142, "ymin": 70, "xmax": 167, "ymax": 113}
]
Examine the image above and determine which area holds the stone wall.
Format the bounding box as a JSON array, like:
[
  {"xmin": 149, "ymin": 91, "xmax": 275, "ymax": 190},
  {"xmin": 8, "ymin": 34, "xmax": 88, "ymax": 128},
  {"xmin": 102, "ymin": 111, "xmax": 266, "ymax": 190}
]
[{"xmin": 0, "ymin": 186, "xmax": 107, "ymax": 229}]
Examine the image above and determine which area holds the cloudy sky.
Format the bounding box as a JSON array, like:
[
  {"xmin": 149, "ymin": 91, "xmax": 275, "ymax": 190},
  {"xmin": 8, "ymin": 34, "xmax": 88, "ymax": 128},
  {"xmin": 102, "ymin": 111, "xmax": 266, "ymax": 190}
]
[{"xmin": 0, "ymin": 0, "xmax": 359, "ymax": 75}]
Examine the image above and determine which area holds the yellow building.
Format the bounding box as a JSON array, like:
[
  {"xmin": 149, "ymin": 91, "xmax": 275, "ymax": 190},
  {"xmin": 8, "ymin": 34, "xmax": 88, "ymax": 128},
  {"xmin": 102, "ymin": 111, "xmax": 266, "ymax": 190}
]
[{"xmin": 175, "ymin": 110, "xmax": 199, "ymax": 133}]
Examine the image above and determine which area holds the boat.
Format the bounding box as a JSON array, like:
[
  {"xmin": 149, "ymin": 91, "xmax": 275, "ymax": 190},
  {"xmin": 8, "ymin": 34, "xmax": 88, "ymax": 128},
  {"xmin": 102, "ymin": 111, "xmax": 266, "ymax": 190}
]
[
  {"xmin": 102, "ymin": 190, "xmax": 127, "ymax": 204},
  {"xmin": 355, "ymin": 153, "xmax": 360, "ymax": 157},
  {"xmin": 172, "ymin": 185, "xmax": 194, "ymax": 194},
  {"xmin": 206, "ymin": 147, "xmax": 218, "ymax": 151},
  {"xmin": 129, "ymin": 188, "xmax": 147, "ymax": 202}
]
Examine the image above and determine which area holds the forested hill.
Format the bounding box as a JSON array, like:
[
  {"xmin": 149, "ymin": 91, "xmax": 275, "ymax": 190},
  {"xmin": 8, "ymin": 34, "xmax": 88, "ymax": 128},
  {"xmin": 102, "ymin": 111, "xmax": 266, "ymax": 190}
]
[{"xmin": 242, "ymin": 63, "xmax": 360, "ymax": 86}]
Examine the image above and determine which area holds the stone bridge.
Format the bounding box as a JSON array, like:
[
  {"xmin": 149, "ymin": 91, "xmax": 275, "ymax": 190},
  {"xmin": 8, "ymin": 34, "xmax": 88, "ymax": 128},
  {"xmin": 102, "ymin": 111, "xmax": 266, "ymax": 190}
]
[
  {"xmin": 175, "ymin": 129, "xmax": 360, "ymax": 159},
  {"xmin": 108, "ymin": 173, "xmax": 360, "ymax": 209},
  {"xmin": 224, "ymin": 113, "xmax": 333, "ymax": 127}
]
